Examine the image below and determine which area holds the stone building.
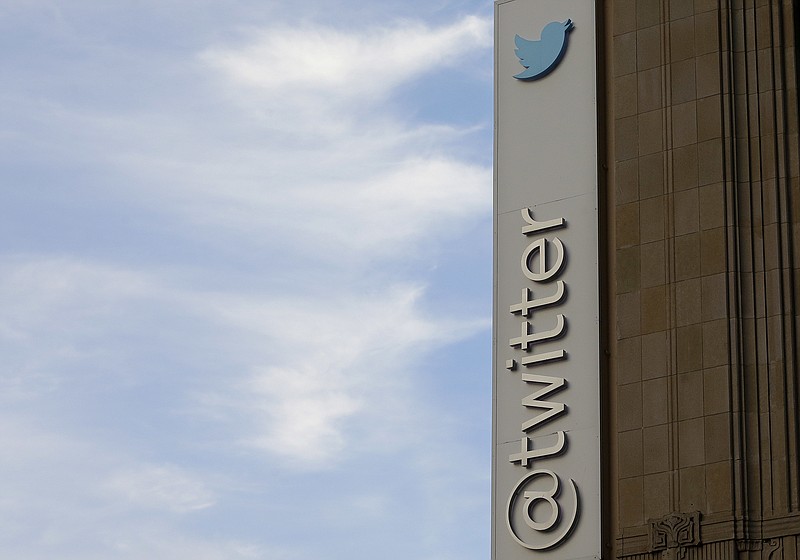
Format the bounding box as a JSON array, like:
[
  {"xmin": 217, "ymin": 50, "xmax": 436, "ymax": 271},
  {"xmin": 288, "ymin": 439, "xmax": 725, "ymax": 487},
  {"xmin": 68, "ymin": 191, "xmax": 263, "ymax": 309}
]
[
  {"xmin": 493, "ymin": 0, "xmax": 799, "ymax": 557},
  {"xmin": 606, "ymin": 0, "xmax": 800, "ymax": 558}
]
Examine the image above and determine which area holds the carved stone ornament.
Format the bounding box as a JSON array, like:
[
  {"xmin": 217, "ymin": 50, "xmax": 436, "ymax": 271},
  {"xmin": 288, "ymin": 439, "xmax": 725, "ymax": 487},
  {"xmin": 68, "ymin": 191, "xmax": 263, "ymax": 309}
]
[
  {"xmin": 737, "ymin": 540, "xmax": 763, "ymax": 552},
  {"xmin": 649, "ymin": 512, "xmax": 701, "ymax": 559},
  {"xmin": 737, "ymin": 538, "xmax": 784, "ymax": 559},
  {"xmin": 763, "ymin": 538, "xmax": 782, "ymax": 560}
]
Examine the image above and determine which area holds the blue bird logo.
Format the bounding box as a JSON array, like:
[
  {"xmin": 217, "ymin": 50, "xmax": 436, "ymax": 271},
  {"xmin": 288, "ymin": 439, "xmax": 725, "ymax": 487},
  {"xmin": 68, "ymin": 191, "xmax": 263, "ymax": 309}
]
[{"xmin": 513, "ymin": 19, "xmax": 574, "ymax": 81}]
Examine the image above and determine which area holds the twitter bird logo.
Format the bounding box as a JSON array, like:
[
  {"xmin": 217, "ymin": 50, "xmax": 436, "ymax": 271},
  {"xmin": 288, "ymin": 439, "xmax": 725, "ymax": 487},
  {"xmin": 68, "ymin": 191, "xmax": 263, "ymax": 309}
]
[{"xmin": 513, "ymin": 19, "xmax": 574, "ymax": 81}]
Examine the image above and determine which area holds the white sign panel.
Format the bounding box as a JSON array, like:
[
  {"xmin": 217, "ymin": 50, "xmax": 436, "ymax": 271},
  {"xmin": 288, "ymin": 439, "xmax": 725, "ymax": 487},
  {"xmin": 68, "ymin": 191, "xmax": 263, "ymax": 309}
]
[{"xmin": 493, "ymin": 1, "xmax": 601, "ymax": 559}]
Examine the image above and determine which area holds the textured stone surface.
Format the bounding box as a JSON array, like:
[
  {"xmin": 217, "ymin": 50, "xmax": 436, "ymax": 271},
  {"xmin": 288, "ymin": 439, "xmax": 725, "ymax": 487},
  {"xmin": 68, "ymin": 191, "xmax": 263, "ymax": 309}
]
[{"xmin": 609, "ymin": 0, "xmax": 800, "ymax": 556}]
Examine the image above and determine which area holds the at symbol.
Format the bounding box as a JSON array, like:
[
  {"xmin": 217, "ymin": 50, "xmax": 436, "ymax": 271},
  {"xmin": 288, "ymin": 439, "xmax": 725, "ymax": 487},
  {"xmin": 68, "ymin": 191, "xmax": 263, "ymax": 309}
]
[
  {"xmin": 523, "ymin": 471, "xmax": 560, "ymax": 531},
  {"xmin": 506, "ymin": 469, "xmax": 579, "ymax": 550}
]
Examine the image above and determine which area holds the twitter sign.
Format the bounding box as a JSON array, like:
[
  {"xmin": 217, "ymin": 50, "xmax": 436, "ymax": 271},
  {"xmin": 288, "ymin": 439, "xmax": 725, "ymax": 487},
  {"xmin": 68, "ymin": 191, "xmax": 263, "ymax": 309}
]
[
  {"xmin": 493, "ymin": 0, "xmax": 601, "ymax": 559},
  {"xmin": 513, "ymin": 19, "xmax": 574, "ymax": 81}
]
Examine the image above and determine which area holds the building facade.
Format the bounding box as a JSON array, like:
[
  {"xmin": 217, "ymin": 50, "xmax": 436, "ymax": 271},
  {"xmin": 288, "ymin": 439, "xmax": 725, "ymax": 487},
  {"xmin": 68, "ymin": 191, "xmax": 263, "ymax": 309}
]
[
  {"xmin": 494, "ymin": 0, "xmax": 800, "ymax": 558},
  {"xmin": 607, "ymin": 0, "xmax": 800, "ymax": 558}
]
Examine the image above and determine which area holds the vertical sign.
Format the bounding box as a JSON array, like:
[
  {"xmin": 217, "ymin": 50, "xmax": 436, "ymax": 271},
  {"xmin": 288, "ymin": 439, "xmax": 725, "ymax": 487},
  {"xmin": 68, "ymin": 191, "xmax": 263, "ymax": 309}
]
[{"xmin": 493, "ymin": 1, "xmax": 601, "ymax": 560}]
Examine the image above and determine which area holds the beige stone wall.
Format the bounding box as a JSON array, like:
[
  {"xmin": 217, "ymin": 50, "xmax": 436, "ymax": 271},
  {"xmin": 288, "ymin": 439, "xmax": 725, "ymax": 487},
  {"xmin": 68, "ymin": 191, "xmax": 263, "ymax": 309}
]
[{"xmin": 606, "ymin": 0, "xmax": 800, "ymax": 557}]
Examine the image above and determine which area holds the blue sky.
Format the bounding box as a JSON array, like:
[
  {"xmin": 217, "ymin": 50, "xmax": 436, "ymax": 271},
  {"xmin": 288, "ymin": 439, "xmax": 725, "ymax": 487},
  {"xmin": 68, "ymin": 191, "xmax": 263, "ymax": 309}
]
[{"xmin": 0, "ymin": 1, "xmax": 493, "ymax": 558}]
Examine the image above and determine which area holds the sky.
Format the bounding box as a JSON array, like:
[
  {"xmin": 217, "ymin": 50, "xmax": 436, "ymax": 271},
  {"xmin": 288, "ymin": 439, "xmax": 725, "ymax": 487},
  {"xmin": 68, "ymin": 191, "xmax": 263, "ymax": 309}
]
[{"xmin": 0, "ymin": 1, "xmax": 494, "ymax": 559}]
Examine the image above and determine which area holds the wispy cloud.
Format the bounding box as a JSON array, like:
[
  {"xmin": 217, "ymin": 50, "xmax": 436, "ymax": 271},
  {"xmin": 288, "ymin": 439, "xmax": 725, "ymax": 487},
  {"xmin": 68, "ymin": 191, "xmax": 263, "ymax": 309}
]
[
  {"xmin": 0, "ymin": 4, "xmax": 492, "ymax": 558},
  {"xmin": 131, "ymin": 18, "xmax": 493, "ymax": 257},
  {"xmin": 197, "ymin": 284, "xmax": 487, "ymax": 466},
  {"xmin": 5, "ymin": 17, "xmax": 492, "ymax": 262},
  {"xmin": 201, "ymin": 16, "xmax": 491, "ymax": 101},
  {"xmin": 105, "ymin": 463, "xmax": 216, "ymax": 513},
  {"xmin": 0, "ymin": 256, "xmax": 487, "ymax": 468}
]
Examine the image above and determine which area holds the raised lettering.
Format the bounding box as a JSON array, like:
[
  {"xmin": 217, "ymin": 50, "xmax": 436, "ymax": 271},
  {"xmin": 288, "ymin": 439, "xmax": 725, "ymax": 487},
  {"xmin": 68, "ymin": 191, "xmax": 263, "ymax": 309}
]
[
  {"xmin": 520, "ymin": 350, "xmax": 567, "ymax": 366},
  {"xmin": 522, "ymin": 470, "xmax": 560, "ymax": 531},
  {"xmin": 520, "ymin": 373, "xmax": 567, "ymax": 432},
  {"xmin": 509, "ymin": 281, "xmax": 566, "ymax": 317},
  {"xmin": 506, "ymin": 470, "xmax": 579, "ymax": 551},
  {"xmin": 509, "ymin": 314, "xmax": 566, "ymax": 351},
  {"xmin": 521, "ymin": 208, "xmax": 565, "ymax": 235},
  {"xmin": 508, "ymin": 431, "xmax": 566, "ymax": 468},
  {"xmin": 521, "ymin": 237, "xmax": 565, "ymax": 282}
]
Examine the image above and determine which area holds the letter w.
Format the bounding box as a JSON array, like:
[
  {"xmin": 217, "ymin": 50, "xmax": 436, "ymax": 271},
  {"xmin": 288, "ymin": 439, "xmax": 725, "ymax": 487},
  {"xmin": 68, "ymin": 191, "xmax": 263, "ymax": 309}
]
[{"xmin": 520, "ymin": 373, "xmax": 566, "ymax": 432}]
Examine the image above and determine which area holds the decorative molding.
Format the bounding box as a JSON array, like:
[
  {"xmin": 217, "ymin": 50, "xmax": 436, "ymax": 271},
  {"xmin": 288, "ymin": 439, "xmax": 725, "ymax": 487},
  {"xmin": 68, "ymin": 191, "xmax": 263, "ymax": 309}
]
[
  {"xmin": 763, "ymin": 538, "xmax": 781, "ymax": 560},
  {"xmin": 649, "ymin": 512, "xmax": 701, "ymax": 559},
  {"xmin": 615, "ymin": 512, "xmax": 800, "ymax": 556},
  {"xmin": 737, "ymin": 539, "xmax": 763, "ymax": 552}
]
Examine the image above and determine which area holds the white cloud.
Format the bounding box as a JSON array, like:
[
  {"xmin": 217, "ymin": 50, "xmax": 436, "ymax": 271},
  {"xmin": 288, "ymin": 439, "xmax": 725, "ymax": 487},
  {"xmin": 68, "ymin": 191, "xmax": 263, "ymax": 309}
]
[
  {"xmin": 193, "ymin": 283, "xmax": 487, "ymax": 467},
  {"xmin": 201, "ymin": 16, "xmax": 491, "ymax": 100},
  {"xmin": 293, "ymin": 156, "xmax": 491, "ymax": 255},
  {"xmin": 0, "ymin": 17, "xmax": 493, "ymax": 265},
  {"xmin": 194, "ymin": 17, "xmax": 493, "ymax": 243},
  {"xmin": 99, "ymin": 117, "xmax": 491, "ymax": 263},
  {"xmin": 0, "ymin": 416, "xmax": 267, "ymax": 560},
  {"xmin": 0, "ymin": 257, "xmax": 160, "ymax": 396},
  {"xmin": 242, "ymin": 365, "xmax": 361, "ymax": 464},
  {"xmin": 0, "ymin": 256, "xmax": 153, "ymax": 334},
  {"xmin": 0, "ymin": 6, "xmax": 492, "ymax": 557},
  {"xmin": 104, "ymin": 463, "xmax": 215, "ymax": 513},
  {"xmin": 0, "ymin": 13, "xmax": 493, "ymax": 488},
  {"xmin": 0, "ymin": 256, "xmax": 487, "ymax": 468},
  {"xmin": 194, "ymin": 15, "xmax": 492, "ymax": 140}
]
